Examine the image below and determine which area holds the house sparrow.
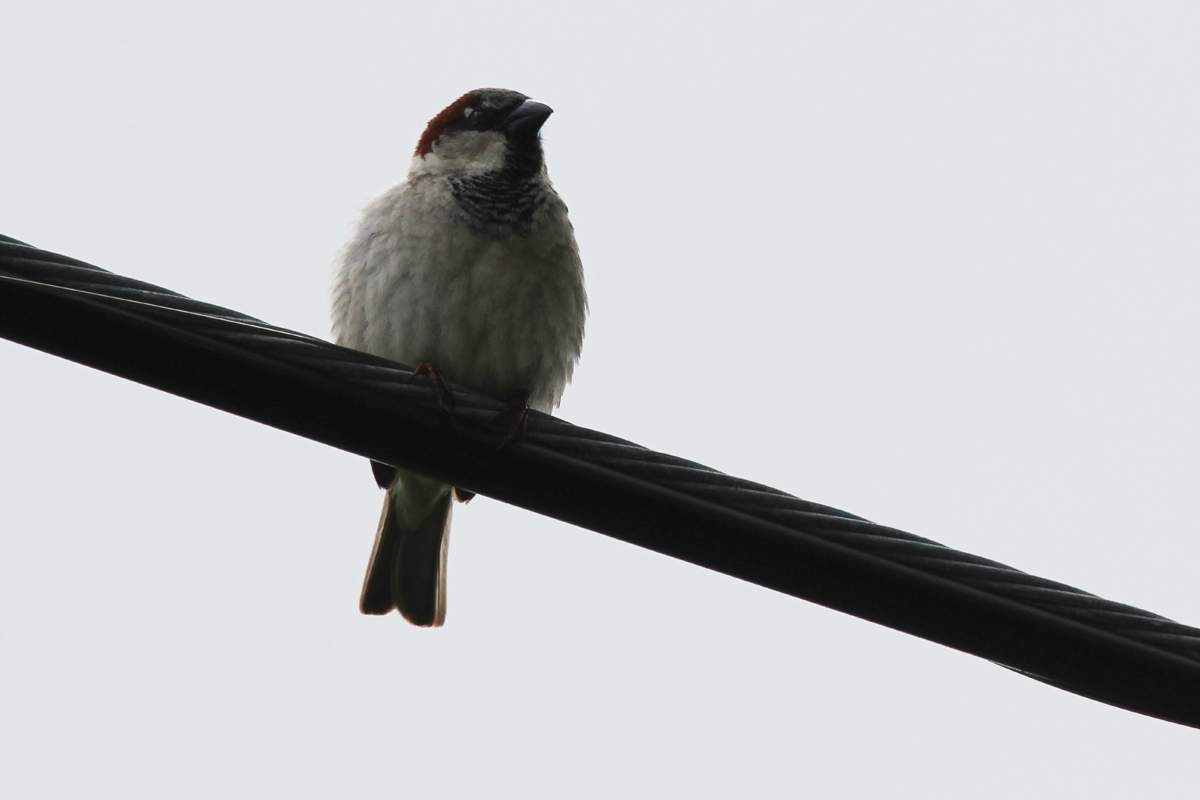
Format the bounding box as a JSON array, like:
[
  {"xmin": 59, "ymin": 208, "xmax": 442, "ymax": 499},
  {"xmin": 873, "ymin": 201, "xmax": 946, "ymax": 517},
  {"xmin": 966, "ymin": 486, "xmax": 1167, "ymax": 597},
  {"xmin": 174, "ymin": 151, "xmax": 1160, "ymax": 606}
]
[{"xmin": 331, "ymin": 89, "xmax": 587, "ymax": 626}]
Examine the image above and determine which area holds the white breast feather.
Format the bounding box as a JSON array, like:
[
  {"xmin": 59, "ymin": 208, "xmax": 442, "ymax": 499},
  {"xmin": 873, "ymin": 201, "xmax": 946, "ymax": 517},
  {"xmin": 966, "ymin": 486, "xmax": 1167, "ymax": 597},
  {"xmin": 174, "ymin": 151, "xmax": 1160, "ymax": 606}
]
[{"xmin": 332, "ymin": 164, "xmax": 586, "ymax": 413}]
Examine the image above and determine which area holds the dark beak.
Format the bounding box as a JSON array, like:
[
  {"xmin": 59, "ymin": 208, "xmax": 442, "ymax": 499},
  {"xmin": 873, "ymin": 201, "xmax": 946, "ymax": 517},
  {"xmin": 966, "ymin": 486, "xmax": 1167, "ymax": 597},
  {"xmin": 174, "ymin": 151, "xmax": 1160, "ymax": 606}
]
[{"xmin": 503, "ymin": 100, "xmax": 553, "ymax": 139}]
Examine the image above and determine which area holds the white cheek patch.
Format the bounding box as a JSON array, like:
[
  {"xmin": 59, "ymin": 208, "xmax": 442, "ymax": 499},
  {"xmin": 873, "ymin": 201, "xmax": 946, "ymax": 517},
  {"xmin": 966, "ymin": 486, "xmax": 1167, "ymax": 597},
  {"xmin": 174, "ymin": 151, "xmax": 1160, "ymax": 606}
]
[{"xmin": 427, "ymin": 131, "xmax": 508, "ymax": 175}]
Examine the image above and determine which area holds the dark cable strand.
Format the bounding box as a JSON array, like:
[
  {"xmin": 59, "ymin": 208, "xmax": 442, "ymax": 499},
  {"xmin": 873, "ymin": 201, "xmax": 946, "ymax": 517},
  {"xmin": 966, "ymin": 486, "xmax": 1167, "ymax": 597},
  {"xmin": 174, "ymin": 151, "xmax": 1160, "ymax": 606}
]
[{"xmin": 4, "ymin": 237, "xmax": 1200, "ymax": 724}]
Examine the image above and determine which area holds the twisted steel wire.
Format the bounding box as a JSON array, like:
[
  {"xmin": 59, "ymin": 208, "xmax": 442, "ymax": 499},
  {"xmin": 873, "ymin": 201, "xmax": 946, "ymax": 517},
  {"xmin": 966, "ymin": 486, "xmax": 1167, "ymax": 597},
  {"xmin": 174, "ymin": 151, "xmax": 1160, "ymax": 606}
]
[{"xmin": 3, "ymin": 233, "xmax": 1200, "ymax": 725}]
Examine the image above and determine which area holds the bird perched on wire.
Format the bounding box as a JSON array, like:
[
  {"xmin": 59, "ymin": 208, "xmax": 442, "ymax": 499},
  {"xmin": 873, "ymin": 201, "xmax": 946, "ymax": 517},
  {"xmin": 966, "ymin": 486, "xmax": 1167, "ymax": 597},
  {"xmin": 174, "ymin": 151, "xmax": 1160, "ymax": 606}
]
[{"xmin": 331, "ymin": 89, "xmax": 587, "ymax": 627}]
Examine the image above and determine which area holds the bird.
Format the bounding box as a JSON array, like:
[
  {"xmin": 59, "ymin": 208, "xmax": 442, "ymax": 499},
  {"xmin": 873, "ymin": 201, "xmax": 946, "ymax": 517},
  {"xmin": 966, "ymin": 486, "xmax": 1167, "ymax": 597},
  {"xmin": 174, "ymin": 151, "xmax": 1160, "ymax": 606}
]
[{"xmin": 331, "ymin": 89, "xmax": 587, "ymax": 627}]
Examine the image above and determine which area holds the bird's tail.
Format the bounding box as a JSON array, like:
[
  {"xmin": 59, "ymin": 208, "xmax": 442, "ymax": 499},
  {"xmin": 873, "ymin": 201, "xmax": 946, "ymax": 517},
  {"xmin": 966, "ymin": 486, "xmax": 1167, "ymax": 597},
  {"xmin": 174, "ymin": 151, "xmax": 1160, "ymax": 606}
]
[{"xmin": 359, "ymin": 470, "xmax": 453, "ymax": 626}]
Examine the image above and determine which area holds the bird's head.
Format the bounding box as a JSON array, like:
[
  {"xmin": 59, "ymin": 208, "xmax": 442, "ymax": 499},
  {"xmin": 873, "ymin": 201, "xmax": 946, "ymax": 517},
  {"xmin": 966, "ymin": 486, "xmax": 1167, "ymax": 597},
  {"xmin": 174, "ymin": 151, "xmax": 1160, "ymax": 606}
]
[{"xmin": 414, "ymin": 89, "xmax": 553, "ymax": 176}]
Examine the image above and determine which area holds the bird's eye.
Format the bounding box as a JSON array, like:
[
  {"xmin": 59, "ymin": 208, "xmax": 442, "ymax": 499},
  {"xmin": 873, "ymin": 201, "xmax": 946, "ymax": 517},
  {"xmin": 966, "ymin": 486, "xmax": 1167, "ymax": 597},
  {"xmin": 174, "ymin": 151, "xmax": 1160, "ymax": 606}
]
[{"xmin": 462, "ymin": 107, "xmax": 475, "ymax": 118}]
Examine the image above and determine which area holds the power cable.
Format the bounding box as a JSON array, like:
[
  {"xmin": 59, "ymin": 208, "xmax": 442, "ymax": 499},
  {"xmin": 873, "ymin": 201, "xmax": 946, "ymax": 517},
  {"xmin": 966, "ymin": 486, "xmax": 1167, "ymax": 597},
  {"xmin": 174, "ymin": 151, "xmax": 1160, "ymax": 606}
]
[{"xmin": 3, "ymin": 234, "xmax": 1199, "ymax": 727}]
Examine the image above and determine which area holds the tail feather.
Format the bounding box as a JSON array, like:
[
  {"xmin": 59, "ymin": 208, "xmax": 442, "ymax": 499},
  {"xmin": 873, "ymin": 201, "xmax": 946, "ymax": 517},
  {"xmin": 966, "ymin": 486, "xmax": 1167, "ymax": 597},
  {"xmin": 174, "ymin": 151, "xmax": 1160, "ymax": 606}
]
[
  {"xmin": 359, "ymin": 471, "xmax": 453, "ymax": 626},
  {"xmin": 359, "ymin": 496, "xmax": 402, "ymax": 615}
]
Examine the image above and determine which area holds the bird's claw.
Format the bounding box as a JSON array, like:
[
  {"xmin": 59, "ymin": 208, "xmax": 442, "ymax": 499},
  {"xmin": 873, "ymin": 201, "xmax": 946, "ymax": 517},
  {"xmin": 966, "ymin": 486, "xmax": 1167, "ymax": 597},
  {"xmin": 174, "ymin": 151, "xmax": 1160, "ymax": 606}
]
[
  {"xmin": 489, "ymin": 391, "xmax": 530, "ymax": 450},
  {"xmin": 407, "ymin": 362, "xmax": 457, "ymax": 420}
]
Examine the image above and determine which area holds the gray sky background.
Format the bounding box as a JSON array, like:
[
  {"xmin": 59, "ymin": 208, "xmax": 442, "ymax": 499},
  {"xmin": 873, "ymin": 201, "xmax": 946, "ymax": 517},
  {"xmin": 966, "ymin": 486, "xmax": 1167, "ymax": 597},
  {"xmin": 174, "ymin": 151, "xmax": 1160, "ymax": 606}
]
[{"xmin": 3, "ymin": 2, "xmax": 1200, "ymax": 797}]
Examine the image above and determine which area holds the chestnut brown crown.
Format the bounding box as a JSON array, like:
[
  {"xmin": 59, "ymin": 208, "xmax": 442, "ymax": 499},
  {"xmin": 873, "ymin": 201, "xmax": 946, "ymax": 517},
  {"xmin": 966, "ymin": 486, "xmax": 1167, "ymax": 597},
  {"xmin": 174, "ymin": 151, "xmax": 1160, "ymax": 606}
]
[{"xmin": 415, "ymin": 89, "xmax": 551, "ymax": 158}]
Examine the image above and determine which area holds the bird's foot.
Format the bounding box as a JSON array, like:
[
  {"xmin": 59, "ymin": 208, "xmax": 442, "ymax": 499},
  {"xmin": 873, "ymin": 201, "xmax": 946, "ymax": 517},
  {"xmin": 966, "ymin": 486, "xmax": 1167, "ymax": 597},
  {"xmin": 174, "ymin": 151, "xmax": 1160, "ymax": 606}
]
[
  {"xmin": 407, "ymin": 362, "xmax": 457, "ymax": 417},
  {"xmin": 488, "ymin": 390, "xmax": 530, "ymax": 450}
]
